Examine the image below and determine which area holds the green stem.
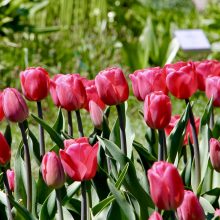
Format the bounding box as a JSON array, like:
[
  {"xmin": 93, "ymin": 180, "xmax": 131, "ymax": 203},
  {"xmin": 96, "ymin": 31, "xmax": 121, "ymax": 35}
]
[
  {"xmin": 158, "ymin": 129, "xmax": 165, "ymax": 161},
  {"xmin": 116, "ymin": 104, "xmax": 127, "ymax": 156},
  {"xmin": 56, "ymin": 189, "xmax": 64, "ymax": 220},
  {"xmin": 18, "ymin": 122, "xmax": 32, "ymax": 212},
  {"xmin": 67, "ymin": 111, "xmax": 73, "ymax": 137},
  {"xmin": 75, "ymin": 110, "xmax": 84, "ymax": 137},
  {"xmin": 209, "ymin": 106, "xmax": 214, "ymax": 130},
  {"xmin": 185, "ymin": 99, "xmax": 201, "ymax": 188},
  {"xmin": 2, "ymin": 168, "xmax": 13, "ymax": 220},
  {"xmin": 37, "ymin": 101, "xmax": 45, "ymax": 157},
  {"xmin": 81, "ymin": 181, "xmax": 87, "ymax": 220}
]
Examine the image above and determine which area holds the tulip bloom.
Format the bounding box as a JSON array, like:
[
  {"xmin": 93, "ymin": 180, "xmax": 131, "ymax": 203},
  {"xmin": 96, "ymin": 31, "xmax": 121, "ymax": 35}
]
[
  {"xmin": 210, "ymin": 138, "xmax": 220, "ymax": 172},
  {"xmin": 60, "ymin": 137, "xmax": 99, "ymax": 181},
  {"xmin": 165, "ymin": 61, "xmax": 198, "ymax": 99},
  {"xmin": 2, "ymin": 88, "xmax": 28, "ymax": 123},
  {"xmin": 165, "ymin": 115, "xmax": 200, "ymax": 145},
  {"xmin": 149, "ymin": 211, "xmax": 163, "ymax": 220},
  {"xmin": 144, "ymin": 91, "xmax": 171, "ymax": 129},
  {"xmin": 195, "ymin": 60, "xmax": 220, "ymax": 91},
  {"xmin": 129, "ymin": 67, "xmax": 167, "ymax": 101},
  {"xmin": 42, "ymin": 152, "xmax": 65, "ymax": 189},
  {"xmin": 95, "ymin": 67, "xmax": 129, "ymax": 106},
  {"xmin": 6, "ymin": 169, "xmax": 15, "ymax": 192},
  {"xmin": 0, "ymin": 132, "xmax": 11, "ymax": 165},
  {"xmin": 147, "ymin": 161, "xmax": 184, "ymax": 210},
  {"xmin": 20, "ymin": 67, "xmax": 50, "ymax": 101},
  {"xmin": 177, "ymin": 190, "xmax": 205, "ymax": 220},
  {"xmin": 205, "ymin": 76, "xmax": 220, "ymax": 107},
  {"xmin": 0, "ymin": 91, "xmax": 4, "ymax": 121},
  {"xmin": 50, "ymin": 74, "xmax": 87, "ymax": 111}
]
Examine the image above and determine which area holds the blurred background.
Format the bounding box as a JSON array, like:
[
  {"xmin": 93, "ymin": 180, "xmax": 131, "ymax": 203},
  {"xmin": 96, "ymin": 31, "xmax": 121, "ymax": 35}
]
[{"xmin": 1, "ymin": 0, "xmax": 220, "ymax": 88}]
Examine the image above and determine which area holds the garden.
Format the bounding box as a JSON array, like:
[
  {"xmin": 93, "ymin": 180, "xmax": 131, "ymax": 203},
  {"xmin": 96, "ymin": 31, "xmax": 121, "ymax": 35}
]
[{"xmin": 1, "ymin": 0, "xmax": 220, "ymax": 219}]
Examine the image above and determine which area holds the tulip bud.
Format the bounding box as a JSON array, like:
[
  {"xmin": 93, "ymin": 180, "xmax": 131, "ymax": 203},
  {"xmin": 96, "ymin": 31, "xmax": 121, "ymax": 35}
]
[
  {"xmin": 42, "ymin": 152, "xmax": 65, "ymax": 189},
  {"xmin": 0, "ymin": 132, "xmax": 11, "ymax": 165},
  {"xmin": 89, "ymin": 100, "xmax": 103, "ymax": 128},
  {"xmin": 6, "ymin": 169, "xmax": 15, "ymax": 192},
  {"xmin": 147, "ymin": 161, "xmax": 184, "ymax": 210},
  {"xmin": 0, "ymin": 91, "xmax": 4, "ymax": 121},
  {"xmin": 60, "ymin": 137, "xmax": 99, "ymax": 181},
  {"xmin": 95, "ymin": 67, "xmax": 129, "ymax": 106},
  {"xmin": 177, "ymin": 190, "xmax": 205, "ymax": 220},
  {"xmin": 2, "ymin": 88, "xmax": 29, "ymax": 122},
  {"xmin": 129, "ymin": 67, "xmax": 167, "ymax": 101},
  {"xmin": 165, "ymin": 61, "xmax": 198, "ymax": 99},
  {"xmin": 50, "ymin": 74, "xmax": 87, "ymax": 111},
  {"xmin": 210, "ymin": 138, "xmax": 220, "ymax": 172},
  {"xmin": 20, "ymin": 67, "xmax": 50, "ymax": 101},
  {"xmin": 149, "ymin": 211, "xmax": 163, "ymax": 220},
  {"xmin": 205, "ymin": 76, "xmax": 220, "ymax": 107},
  {"xmin": 144, "ymin": 91, "xmax": 172, "ymax": 129}
]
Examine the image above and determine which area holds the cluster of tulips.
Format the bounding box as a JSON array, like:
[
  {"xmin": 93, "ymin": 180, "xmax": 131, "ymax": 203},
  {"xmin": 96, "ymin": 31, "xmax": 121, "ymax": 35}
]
[{"xmin": 0, "ymin": 59, "xmax": 220, "ymax": 219}]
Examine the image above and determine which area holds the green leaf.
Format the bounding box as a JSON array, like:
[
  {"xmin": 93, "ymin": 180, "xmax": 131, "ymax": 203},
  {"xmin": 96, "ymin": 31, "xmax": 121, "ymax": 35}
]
[
  {"xmin": 31, "ymin": 114, "xmax": 64, "ymax": 148},
  {"xmin": 167, "ymin": 104, "xmax": 190, "ymax": 163},
  {"xmin": 98, "ymin": 137, "xmax": 153, "ymax": 219},
  {"xmin": 62, "ymin": 182, "xmax": 81, "ymax": 204},
  {"xmin": 39, "ymin": 190, "xmax": 56, "ymax": 220},
  {"xmin": 107, "ymin": 201, "xmax": 127, "ymax": 220},
  {"xmin": 9, "ymin": 195, "xmax": 36, "ymax": 220},
  {"xmin": 107, "ymin": 180, "xmax": 136, "ymax": 220},
  {"xmin": 63, "ymin": 198, "xmax": 81, "ymax": 218},
  {"xmin": 52, "ymin": 108, "xmax": 65, "ymax": 134},
  {"xmin": 115, "ymin": 163, "xmax": 129, "ymax": 189},
  {"xmin": 4, "ymin": 123, "xmax": 12, "ymax": 146},
  {"xmin": 199, "ymin": 197, "xmax": 215, "ymax": 213},
  {"xmin": 213, "ymin": 117, "xmax": 220, "ymax": 139},
  {"xmin": 200, "ymin": 98, "xmax": 213, "ymax": 128}
]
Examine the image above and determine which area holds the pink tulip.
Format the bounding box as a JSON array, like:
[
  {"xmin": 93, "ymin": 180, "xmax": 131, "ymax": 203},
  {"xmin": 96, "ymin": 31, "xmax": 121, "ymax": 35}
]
[
  {"xmin": 129, "ymin": 67, "xmax": 167, "ymax": 101},
  {"xmin": 60, "ymin": 137, "xmax": 99, "ymax": 181},
  {"xmin": 2, "ymin": 88, "xmax": 29, "ymax": 122},
  {"xmin": 177, "ymin": 190, "xmax": 205, "ymax": 220},
  {"xmin": 6, "ymin": 169, "xmax": 15, "ymax": 192},
  {"xmin": 210, "ymin": 138, "xmax": 220, "ymax": 172},
  {"xmin": 20, "ymin": 67, "xmax": 50, "ymax": 101},
  {"xmin": 144, "ymin": 91, "xmax": 172, "ymax": 129},
  {"xmin": 50, "ymin": 74, "xmax": 87, "ymax": 111},
  {"xmin": 148, "ymin": 211, "xmax": 163, "ymax": 220},
  {"xmin": 214, "ymin": 209, "xmax": 220, "ymax": 217},
  {"xmin": 147, "ymin": 161, "xmax": 184, "ymax": 210},
  {"xmin": 42, "ymin": 151, "xmax": 65, "ymax": 189},
  {"xmin": 0, "ymin": 132, "xmax": 11, "ymax": 165},
  {"xmin": 95, "ymin": 67, "xmax": 129, "ymax": 105}
]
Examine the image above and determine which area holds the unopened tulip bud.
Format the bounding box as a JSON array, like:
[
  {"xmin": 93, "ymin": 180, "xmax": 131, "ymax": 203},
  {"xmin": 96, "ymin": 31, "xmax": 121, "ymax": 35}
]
[
  {"xmin": 210, "ymin": 138, "xmax": 220, "ymax": 172},
  {"xmin": 177, "ymin": 190, "xmax": 205, "ymax": 220},
  {"xmin": 149, "ymin": 211, "xmax": 163, "ymax": 220},
  {"xmin": 42, "ymin": 152, "xmax": 65, "ymax": 189},
  {"xmin": 2, "ymin": 88, "xmax": 29, "ymax": 122},
  {"xmin": 6, "ymin": 169, "xmax": 15, "ymax": 191},
  {"xmin": 89, "ymin": 100, "xmax": 103, "ymax": 128}
]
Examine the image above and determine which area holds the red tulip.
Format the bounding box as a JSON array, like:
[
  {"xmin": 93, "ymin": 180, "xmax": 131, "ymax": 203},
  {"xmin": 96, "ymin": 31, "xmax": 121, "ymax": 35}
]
[
  {"xmin": 165, "ymin": 61, "xmax": 198, "ymax": 99},
  {"xmin": 195, "ymin": 60, "xmax": 220, "ymax": 91},
  {"xmin": 42, "ymin": 151, "xmax": 65, "ymax": 189},
  {"xmin": 210, "ymin": 138, "xmax": 220, "ymax": 172},
  {"xmin": 205, "ymin": 76, "xmax": 220, "ymax": 107},
  {"xmin": 20, "ymin": 67, "xmax": 50, "ymax": 101},
  {"xmin": 177, "ymin": 190, "xmax": 205, "ymax": 220},
  {"xmin": 6, "ymin": 169, "xmax": 15, "ymax": 192},
  {"xmin": 0, "ymin": 91, "xmax": 4, "ymax": 121},
  {"xmin": 2, "ymin": 88, "xmax": 29, "ymax": 122},
  {"xmin": 129, "ymin": 67, "xmax": 167, "ymax": 101},
  {"xmin": 149, "ymin": 211, "xmax": 163, "ymax": 220},
  {"xmin": 0, "ymin": 132, "xmax": 11, "ymax": 165},
  {"xmin": 144, "ymin": 91, "xmax": 171, "ymax": 129},
  {"xmin": 60, "ymin": 137, "xmax": 99, "ymax": 181},
  {"xmin": 147, "ymin": 161, "xmax": 184, "ymax": 210},
  {"xmin": 95, "ymin": 67, "xmax": 129, "ymax": 105},
  {"xmin": 50, "ymin": 74, "xmax": 87, "ymax": 111},
  {"xmin": 165, "ymin": 115, "xmax": 200, "ymax": 145}
]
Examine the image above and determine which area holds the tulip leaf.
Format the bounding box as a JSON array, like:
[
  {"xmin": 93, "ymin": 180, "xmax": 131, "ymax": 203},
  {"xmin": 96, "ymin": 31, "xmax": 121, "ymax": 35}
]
[
  {"xmin": 200, "ymin": 98, "xmax": 213, "ymax": 128},
  {"xmin": 199, "ymin": 196, "xmax": 215, "ymax": 213},
  {"xmin": 63, "ymin": 198, "xmax": 81, "ymax": 218},
  {"xmin": 4, "ymin": 123, "xmax": 12, "ymax": 146},
  {"xmin": 167, "ymin": 104, "xmax": 190, "ymax": 163},
  {"xmin": 61, "ymin": 207, "xmax": 74, "ymax": 220},
  {"xmin": 107, "ymin": 201, "xmax": 127, "ymax": 220},
  {"xmin": 0, "ymin": 191, "xmax": 7, "ymax": 206},
  {"xmin": 31, "ymin": 114, "xmax": 64, "ymax": 148},
  {"xmin": 107, "ymin": 179, "xmax": 136, "ymax": 220},
  {"xmin": 145, "ymin": 127, "xmax": 158, "ymax": 158},
  {"xmin": 52, "ymin": 108, "xmax": 65, "ymax": 134},
  {"xmin": 115, "ymin": 162, "xmax": 129, "ymax": 189},
  {"xmin": 92, "ymin": 195, "xmax": 115, "ymax": 216},
  {"xmin": 98, "ymin": 137, "xmax": 153, "ymax": 219},
  {"xmin": 202, "ymin": 187, "xmax": 220, "ymax": 205},
  {"xmin": 39, "ymin": 190, "xmax": 56, "ymax": 220},
  {"xmin": 62, "ymin": 182, "xmax": 81, "ymax": 204},
  {"xmin": 8, "ymin": 195, "xmax": 36, "ymax": 220},
  {"xmin": 213, "ymin": 117, "xmax": 220, "ymax": 139}
]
